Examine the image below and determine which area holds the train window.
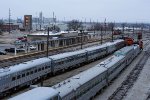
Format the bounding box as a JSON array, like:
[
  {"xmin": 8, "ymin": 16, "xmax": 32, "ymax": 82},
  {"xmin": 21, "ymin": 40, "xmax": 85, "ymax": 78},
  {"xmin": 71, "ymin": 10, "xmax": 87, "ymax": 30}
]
[
  {"xmin": 58, "ymin": 61, "xmax": 62, "ymax": 65},
  {"xmin": 26, "ymin": 72, "xmax": 29, "ymax": 76},
  {"xmin": 38, "ymin": 68, "xmax": 41, "ymax": 72},
  {"xmin": 45, "ymin": 66, "xmax": 48, "ymax": 69},
  {"xmin": 12, "ymin": 77, "xmax": 16, "ymax": 81},
  {"xmin": 42, "ymin": 67, "xmax": 44, "ymax": 70},
  {"xmin": 17, "ymin": 75, "xmax": 21, "ymax": 79},
  {"xmin": 34, "ymin": 69, "xmax": 37, "ymax": 73},
  {"xmin": 22, "ymin": 74, "xmax": 25, "ymax": 77},
  {"xmin": 58, "ymin": 62, "xmax": 61, "ymax": 65},
  {"xmin": 53, "ymin": 96, "xmax": 58, "ymax": 100},
  {"xmin": 30, "ymin": 71, "xmax": 33, "ymax": 74}
]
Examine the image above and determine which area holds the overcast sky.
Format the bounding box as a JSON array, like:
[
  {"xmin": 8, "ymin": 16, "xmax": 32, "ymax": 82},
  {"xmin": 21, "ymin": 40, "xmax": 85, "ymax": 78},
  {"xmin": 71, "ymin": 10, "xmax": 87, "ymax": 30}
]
[{"xmin": 0, "ymin": 0, "xmax": 150, "ymax": 23}]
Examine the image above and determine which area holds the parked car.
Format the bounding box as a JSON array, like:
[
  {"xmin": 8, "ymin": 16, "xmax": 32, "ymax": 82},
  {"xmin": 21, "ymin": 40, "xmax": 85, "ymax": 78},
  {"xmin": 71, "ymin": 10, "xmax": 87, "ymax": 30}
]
[
  {"xmin": 30, "ymin": 45, "xmax": 36, "ymax": 50},
  {"xmin": 5, "ymin": 48, "xmax": 15, "ymax": 53},
  {"xmin": 18, "ymin": 36, "xmax": 27, "ymax": 42},
  {"xmin": 5, "ymin": 48, "xmax": 24, "ymax": 53},
  {"xmin": 0, "ymin": 50, "xmax": 6, "ymax": 55},
  {"xmin": 14, "ymin": 40, "xmax": 22, "ymax": 44}
]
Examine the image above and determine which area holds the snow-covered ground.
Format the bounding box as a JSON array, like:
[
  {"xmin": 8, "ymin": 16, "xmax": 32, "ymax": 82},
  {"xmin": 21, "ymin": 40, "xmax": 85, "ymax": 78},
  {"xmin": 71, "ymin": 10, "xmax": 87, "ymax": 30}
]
[{"xmin": 123, "ymin": 56, "xmax": 150, "ymax": 100}]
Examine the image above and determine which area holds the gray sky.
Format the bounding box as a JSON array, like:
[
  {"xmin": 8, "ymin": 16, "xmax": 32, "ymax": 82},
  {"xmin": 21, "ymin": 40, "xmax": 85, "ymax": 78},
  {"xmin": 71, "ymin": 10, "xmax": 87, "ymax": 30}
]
[{"xmin": 0, "ymin": 0, "xmax": 150, "ymax": 23}]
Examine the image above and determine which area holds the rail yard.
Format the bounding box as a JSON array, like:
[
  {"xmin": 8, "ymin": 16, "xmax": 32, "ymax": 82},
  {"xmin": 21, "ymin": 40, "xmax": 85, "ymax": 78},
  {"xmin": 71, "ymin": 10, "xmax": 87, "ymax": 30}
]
[{"xmin": 0, "ymin": 0, "xmax": 150, "ymax": 99}]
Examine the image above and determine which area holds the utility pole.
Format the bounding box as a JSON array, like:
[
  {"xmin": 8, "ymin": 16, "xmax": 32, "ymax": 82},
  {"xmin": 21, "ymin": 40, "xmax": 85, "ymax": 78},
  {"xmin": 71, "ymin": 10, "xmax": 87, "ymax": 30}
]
[
  {"xmin": 121, "ymin": 23, "xmax": 125, "ymax": 38},
  {"xmin": 133, "ymin": 25, "xmax": 135, "ymax": 34},
  {"xmin": 104, "ymin": 18, "xmax": 106, "ymax": 36},
  {"xmin": 36, "ymin": 12, "xmax": 38, "ymax": 31},
  {"xmin": 46, "ymin": 27, "xmax": 50, "ymax": 57},
  {"xmin": 93, "ymin": 21, "xmax": 95, "ymax": 33},
  {"xmin": 53, "ymin": 12, "xmax": 55, "ymax": 31},
  {"xmin": 9, "ymin": 8, "xmax": 11, "ymax": 34},
  {"xmin": 90, "ymin": 18, "xmax": 91, "ymax": 24},
  {"xmin": 141, "ymin": 23, "xmax": 144, "ymax": 33},
  {"xmin": 111, "ymin": 23, "xmax": 114, "ymax": 42},
  {"xmin": 100, "ymin": 26, "xmax": 103, "ymax": 44},
  {"xmin": 80, "ymin": 30, "xmax": 83, "ymax": 49}
]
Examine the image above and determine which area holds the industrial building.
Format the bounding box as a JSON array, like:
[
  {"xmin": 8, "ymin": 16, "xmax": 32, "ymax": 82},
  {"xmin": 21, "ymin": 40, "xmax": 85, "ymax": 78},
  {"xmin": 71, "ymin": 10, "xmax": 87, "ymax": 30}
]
[
  {"xmin": 0, "ymin": 23, "xmax": 19, "ymax": 32},
  {"xmin": 24, "ymin": 15, "xmax": 32, "ymax": 31}
]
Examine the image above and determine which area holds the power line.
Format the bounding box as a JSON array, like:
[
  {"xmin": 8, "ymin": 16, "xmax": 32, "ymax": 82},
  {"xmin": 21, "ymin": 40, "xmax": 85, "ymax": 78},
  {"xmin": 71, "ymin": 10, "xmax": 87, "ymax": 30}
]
[{"xmin": 9, "ymin": 8, "xmax": 11, "ymax": 34}]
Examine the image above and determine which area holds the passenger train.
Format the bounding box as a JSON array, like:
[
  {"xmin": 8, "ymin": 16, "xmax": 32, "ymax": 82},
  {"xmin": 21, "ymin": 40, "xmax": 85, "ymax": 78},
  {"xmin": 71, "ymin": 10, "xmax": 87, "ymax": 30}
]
[
  {"xmin": 10, "ymin": 44, "xmax": 140, "ymax": 100},
  {"xmin": 0, "ymin": 40, "xmax": 124, "ymax": 97}
]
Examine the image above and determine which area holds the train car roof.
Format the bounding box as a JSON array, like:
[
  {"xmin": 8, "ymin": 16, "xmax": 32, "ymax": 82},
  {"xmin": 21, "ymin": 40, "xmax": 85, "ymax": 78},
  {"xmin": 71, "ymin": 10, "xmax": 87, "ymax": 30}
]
[
  {"xmin": 84, "ymin": 39, "xmax": 123, "ymax": 51},
  {"xmin": 0, "ymin": 57, "xmax": 51, "ymax": 78},
  {"xmin": 53, "ymin": 65, "xmax": 107, "ymax": 97},
  {"xmin": 50, "ymin": 39, "xmax": 124, "ymax": 60},
  {"xmin": 113, "ymin": 39, "xmax": 124, "ymax": 43},
  {"xmin": 99, "ymin": 55, "xmax": 124, "ymax": 69},
  {"xmin": 105, "ymin": 39, "xmax": 124, "ymax": 46},
  {"xmin": 114, "ymin": 46, "xmax": 134, "ymax": 56},
  {"xmin": 9, "ymin": 87, "xmax": 59, "ymax": 100},
  {"xmin": 133, "ymin": 44, "xmax": 139, "ymax": 49},
  {"xmin": 100, "ymin": 46, "xmax": 134, "ymax": 69},
  {"xmin": 84, "ymin": 43, "xmax": 107, "ymax": 51},
  {"xmin": 50, "ymin": 49, "xmax": 86, "ymax": 60}
]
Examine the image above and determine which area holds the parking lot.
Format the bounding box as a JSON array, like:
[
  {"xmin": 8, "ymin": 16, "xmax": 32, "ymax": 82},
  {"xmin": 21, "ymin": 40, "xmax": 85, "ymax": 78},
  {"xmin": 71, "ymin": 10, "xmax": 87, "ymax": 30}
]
[{"xmin": 0, "ymin": 31, "xmax": 27, "ymax": 59}]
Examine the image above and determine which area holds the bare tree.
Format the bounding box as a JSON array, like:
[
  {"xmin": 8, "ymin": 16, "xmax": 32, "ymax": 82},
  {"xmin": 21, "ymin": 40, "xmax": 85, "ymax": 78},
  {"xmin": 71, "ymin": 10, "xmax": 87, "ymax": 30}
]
[
  {"xmin": 0, "ymin": 20, "xmax": 4, "ymax": 28},
  {"xmin": 0, "ymin": 20, "xmax": 4, "ymax": 33},
  {"xmin": 107, "ymin": 23, "xmax": 114, "ymax": 31},
  {"xmin": 121, "ymin": 23, "xmax": 126, "ymax": 34},
  {"xmin": 49, "ymin": 25, "xmax": 60, "ymax": 32},
  {"xmin": 87, "ymin": 23, "xmax": 102, "ymax": 31},
  {"xmin": 109, "ymin": 22, "xmax": 115, "ymax": 42},
  {"xmin": 67, "ymin": 20, "xmax": 83, "ymax": 31}
]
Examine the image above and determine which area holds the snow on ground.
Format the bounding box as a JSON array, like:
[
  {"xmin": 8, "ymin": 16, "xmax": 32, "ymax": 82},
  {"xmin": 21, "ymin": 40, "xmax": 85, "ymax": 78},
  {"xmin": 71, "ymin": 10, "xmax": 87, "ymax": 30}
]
[{"xmin": 123, "ymin": 54, "xmax": 150, "ymax": 100}]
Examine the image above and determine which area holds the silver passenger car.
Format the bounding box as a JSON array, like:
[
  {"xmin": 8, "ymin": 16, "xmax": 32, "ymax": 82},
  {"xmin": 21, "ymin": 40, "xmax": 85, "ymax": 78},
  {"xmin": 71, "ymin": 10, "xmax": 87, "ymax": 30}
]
[{"xmin": 0, "ymin": 58, "xmax": 51, "ymax": 95}]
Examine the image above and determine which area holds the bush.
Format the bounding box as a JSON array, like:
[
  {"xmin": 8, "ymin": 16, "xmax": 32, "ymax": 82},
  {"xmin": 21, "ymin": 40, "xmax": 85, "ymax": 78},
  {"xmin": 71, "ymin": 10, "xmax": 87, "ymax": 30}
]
[{"xmin": 0, "ymin": 30, "xmax": 3, "ymax": 35}]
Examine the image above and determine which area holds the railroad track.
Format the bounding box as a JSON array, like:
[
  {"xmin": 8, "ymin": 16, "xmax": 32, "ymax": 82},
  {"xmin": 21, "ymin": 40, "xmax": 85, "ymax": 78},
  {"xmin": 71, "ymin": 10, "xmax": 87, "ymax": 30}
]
[
  {"xmin": 0, "ymin": 38, "xmax": 111, "ymax": 68},
  {"xmin": 108, "ymin": 45, "xmax": 150, "ymax": 100}
]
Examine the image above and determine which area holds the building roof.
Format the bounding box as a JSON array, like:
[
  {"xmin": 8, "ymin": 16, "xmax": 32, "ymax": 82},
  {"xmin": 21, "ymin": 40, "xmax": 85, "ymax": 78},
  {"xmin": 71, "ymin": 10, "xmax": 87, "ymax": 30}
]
[{"xmin": 28, "ymin": 32, "xmax": 62, "ymax": 36}]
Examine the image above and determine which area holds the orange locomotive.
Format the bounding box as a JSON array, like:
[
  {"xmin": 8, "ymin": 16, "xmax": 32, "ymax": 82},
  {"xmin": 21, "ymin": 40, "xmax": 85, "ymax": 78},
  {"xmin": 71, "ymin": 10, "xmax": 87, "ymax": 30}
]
[{"xmin": 125, "ymin": 37, "xmax": 134, "ymax": 46}]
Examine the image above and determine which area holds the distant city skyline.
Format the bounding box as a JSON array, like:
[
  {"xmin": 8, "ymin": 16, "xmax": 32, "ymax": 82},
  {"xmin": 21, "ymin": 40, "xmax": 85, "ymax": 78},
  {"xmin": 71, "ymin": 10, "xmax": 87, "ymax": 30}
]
[{"xmin": 0, "ymin": 0, "xmax": 150, "ymax": 23}]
